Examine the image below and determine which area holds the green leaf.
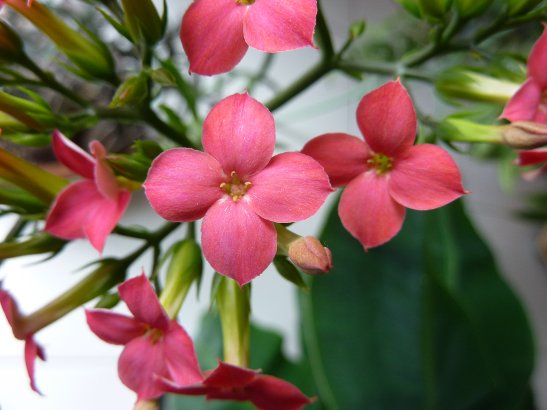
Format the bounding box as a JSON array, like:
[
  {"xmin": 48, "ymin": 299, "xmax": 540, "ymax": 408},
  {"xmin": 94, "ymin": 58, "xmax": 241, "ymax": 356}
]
[{"xmin": 300, "ymin": 198, "xmax": 535, "ymax": 410}]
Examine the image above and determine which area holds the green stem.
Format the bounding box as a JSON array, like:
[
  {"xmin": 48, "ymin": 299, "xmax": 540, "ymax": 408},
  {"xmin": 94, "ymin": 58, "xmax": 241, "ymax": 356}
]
[
  {"xmin": 16, "ymin": 222, "xmax": 179, "ymax": 337},
  {"xmin": 246, "ymin": 53, "xmax": 275, "ymax": 93},
  {"xmin": 20, "ymin": 56, "xmax": 90, "ymax": 107},
  {"xmin": 315, "ymin": 1, "xmax": 335, "ymax": 58},
  {"xmin": 140, "ymin": 105, "xmax": 195, "ymax": 147}
]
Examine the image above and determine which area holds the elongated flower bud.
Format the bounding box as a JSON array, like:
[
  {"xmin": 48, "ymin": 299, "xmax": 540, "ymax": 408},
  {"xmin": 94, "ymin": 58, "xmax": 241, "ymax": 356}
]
[
  {"xmin": 2, "ymin": 0, "xmax": 115, "ymax": 81},
  {"xmin": 287, "ymin": 236, "xmax": 333, "ymax": 275},
  {"xmin": 502, "ymin": 121, "xmax": 547, "ymax": 149},
  {"xmin": 120, "ymin": 0, "xmax": 163, "ymax": 45}
]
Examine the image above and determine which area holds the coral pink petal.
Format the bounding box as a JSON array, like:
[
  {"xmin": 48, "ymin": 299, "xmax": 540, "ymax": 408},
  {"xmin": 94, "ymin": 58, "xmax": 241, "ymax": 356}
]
[
  {"xmin": 500, "ymin": 78, "xmax": 543, "ymax": 122},
  {"xmin": 144, "ymin": 148, "xmax": 224, "ymax": 222},
  {"xmin": 201, "ymin": 199, "xmax": 277, "ymax": 285},
  {"xmin": 204, "ymin": 361, "xmax": 257, "ymax": 388},
  {"xmin": 85, "ymin": 309, "xmax": 145, "ymax": 345},
  {"xmin": 83, "ymin": 190, "xmax": 130, "ymax": 253},
  {"xmin": 244, "ymin": 0, "xmax": 317, "ymax": 52},
  {"xmin": 339, "ymin": 172, "xmax": 405, "ymax": 249},
  {"xmin": 90, "ymin": 140, "xmax": 120, "ymax": 200},
  {"xmin": 247, "ymin": 152, "xmax": 332, "ymax": 223},
  {"xmin": 118, "ymin": 335, "xmax": 166, "ymax": 400},
  {"xmin": 357, "ymin": 80, "xmax": 416, "ymax": 156},
  {"xmin": 389, "ymin": 144, "xmax": 466, "ymax": 211},
  {"xmin": 45, "ymin": 180, "xmax": 103, "ymax": 240},
  {"xmin": 202, "ymin": 93, "xmax": 275, "ymax": 178},
  {"xmin": 0, "ymin": 289, "xmax": 16, "ymax": 330},
  {"xmin": 25, "ymin": 336, "xmax": 46, "ymax": 395},
  {"xmin": 163, "ymin": 322, "xmax": 203, "ymax": 386},
  {"xmin": 301, "ymin": 133, "xmax": 369, "ymax": 187},
  {"xmin": 528, "ymin": 24, "xmax": 547, "ymax": 88},
  {"xmin": 518, "ymin": 148, "xmax": 547, "ymax": 166},
  {"xmin": 180, "ymin": 0, "xmax": 247, "ymax": 75},
  {"xmin": 51, "ymin": 130, "xmax": 95, "ymax": 179},
  {"xmin": 246, "ymin": 375, "xmax": 314, "ymax": 410},
  {"xmin": 118, "ymin": 274, "xmax": 169, "ymax": 331}
]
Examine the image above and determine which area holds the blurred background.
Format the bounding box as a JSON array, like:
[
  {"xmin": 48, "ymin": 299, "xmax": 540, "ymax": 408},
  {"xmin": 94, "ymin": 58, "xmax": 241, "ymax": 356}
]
[{"xmin": 0, "ymin": 1, "xmax": 546, "ymax": 409}]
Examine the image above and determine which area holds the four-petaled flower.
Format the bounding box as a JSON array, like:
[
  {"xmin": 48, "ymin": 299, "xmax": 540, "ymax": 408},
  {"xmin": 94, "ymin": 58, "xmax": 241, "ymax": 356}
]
[
  {"xmin": 45, "ymin": 131, "xmax": 131, "ymax": 253},
  {"xmin": 501, "ymin": 24, "xmax": 547, "ymax": 124},
  {"xmin": 85, "ymin": 274, "xmax": 203, "ymax": 400},
  {"xmin": 302, "ymin": 80, "xmax": 467, "ymax": 249},
  {"xmin": 144, "ymin": 92, "xmax": 332, "ymax": 285},
  {"xmin": 180, "ymin": 0, "xmax": 317, "ymax": 75},
  {"xmin": 158, "ymin": 360, "xmax": 314, "ymax": 410},
  {"xmin": 0, "ymin": 289, "xmax": 45, "ymax": 394}
]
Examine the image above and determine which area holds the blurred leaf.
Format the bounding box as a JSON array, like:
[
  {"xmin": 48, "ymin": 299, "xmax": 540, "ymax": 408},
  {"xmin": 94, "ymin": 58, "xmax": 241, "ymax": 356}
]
[{"xmin": 300, "ymin": 198, "xmax": 535, "ymax": 410}]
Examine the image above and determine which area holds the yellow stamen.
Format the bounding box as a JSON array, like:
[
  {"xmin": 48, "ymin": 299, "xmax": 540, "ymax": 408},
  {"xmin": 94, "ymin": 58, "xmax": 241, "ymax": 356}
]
[
  {"xmin": 220, "ymin": 171, "xmax": 252, "ymax": 201},
  {"xmin": 367, "ymin": 153, "xmax": 393, "ymax": 175}
]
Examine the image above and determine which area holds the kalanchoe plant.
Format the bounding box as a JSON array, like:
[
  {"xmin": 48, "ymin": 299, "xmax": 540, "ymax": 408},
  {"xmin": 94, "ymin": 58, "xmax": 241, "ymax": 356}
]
[{"xmin": 0, "ymin": 0, "xmax": 545, "ymax": 409}]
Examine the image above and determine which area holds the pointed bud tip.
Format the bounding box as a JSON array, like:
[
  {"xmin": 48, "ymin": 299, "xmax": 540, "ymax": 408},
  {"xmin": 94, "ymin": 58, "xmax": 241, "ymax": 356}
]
[{"xmin": 288, "ymin": 236, "xmax": 333, "ymax": 275}]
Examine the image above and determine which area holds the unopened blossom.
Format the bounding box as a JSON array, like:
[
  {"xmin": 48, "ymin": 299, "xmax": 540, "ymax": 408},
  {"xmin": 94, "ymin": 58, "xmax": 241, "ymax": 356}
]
[
  {"xmin": 144, "ymin": 93, "xmax": 332, "ymax": 285},
  {"xmin": 501, "ymin": 24, "xmax": 547, "ymax": 123},
  {"xmin": 85, "ymin": 274, "xmax": 203, "ymax": 400},
  {"xmin": 302, "ymin": 80, "xmax": 466, "ymax": 249},
  {"xmin": 287, "ymin": 236, "xmax": 332, "ymax": 275},
  {"xmin": 158, "ymin": 360, "xmax": 313, "ymax": 410},
  {"xmin": 45, "ymin": 131, "xmax": 131, "ymax": 253},
  {"xmin": 180, "ymin": 0, "xmax": 317, "ymax": 75},
  {"xmin": 0, "ymin": 289, "xmax": 45, "ymax": 394}
]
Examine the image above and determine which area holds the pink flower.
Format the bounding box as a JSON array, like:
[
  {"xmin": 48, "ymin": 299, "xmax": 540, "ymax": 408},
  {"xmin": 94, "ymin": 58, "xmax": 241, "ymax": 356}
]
[
  {"xmin": 501, "ymin": 24, "xmax": 547, "ymax": 123},
  {"xmin": 0, "ymin": 289, "xmax": 46, "ymax": 394},
  {"xmin": 517, "ymin": 147, "xmax": 547, "ymax": 178},
  {"xmin": 85, "ymin": 274, "xmax": 203, "ymax": 400},
  {"xmin": 158, "ymin": 360, "xmax": 313, "ymax": 410},
  {"xmin": 302, "ymin": 80, "xmax": 467, "ymax": 249},
  {"xmin": 144, "ymin": 92, "xmax": 332, "ymax": 285},
  {"xmin": 180, "ymin": 0, "xmax": 317, "ymax": 76},
  {"xmin": 45, "ymin": 131, "xmax": 131, "ymax": 253}
]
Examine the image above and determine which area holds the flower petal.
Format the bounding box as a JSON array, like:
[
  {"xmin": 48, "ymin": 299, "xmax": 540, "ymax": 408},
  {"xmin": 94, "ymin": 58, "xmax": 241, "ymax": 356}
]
[
  {"xmin": 500, "ymin": 78, "xmax": 542, "ymax": 122},
  {"xmin": 389, "ymin": 144, "xmax": 467, "ymax": 210},
  {"xmin": 244, "ymin": 0, "xmax": 317, "ymax": 52},
  {"xmin": 301, "ymin": 133, "xmax": 369, "ymax": 187},
  {"xmin": 0, "ymin": 288, "xmax": 17, "ymax": 332},
  {"xmin": 518, "ymin": 147, "xmax": 547, "ymax": 166},
  {"xmin": 201, "ymin": 199, "xmax": 277, "ymax": 285},
  {"xmin": 339, "ymin": 172, "xmax": 405, "ymax": 249},
  {"xmin": 51, "ymin": 130, "xmax": 95, "ymax": 179},
  {"xmin": 163, "ymin": 322, "xmax": 203, "ymax": 386},
  {"xmin": 144, "ymin": 148, "xmax": 224, "ymax": 222},
  {"xmin": 245, "ymin": 375, "xmax": 314, "ymax": 410},
  {"xmin": 90, "ymin": 140, "xmax": 120, "ymax": 200},
  {"xmin": 118, "ymin": 335, "xmax": 166, "ymax": 400},
  {"xmin": 247, "ymin": 152, "xmax": 332, "ymax": 223},
  {"xmin": 118, "ymin": 274, "xmax": 169, "ymax": 331},
  {"xmin": 528, "ymin": 24, "xmax": 547, "ymax": 88},
  {"xmin": 25, "ymin": 336, "xmax": 46, "ymax": 395},
  {"xmin": 180, "ymin": 0, "xmax": 247, "ymax": 75},
  {"xmin": 356, "ymin": 80, "xmax": 416, "ymax": 156},
  {"xmin": 83, "ymin": 190, "xmax": 131, "ymax": 253},
  {"xmin": 204, "ymin": 361, "xmax": 257, "ymax": 388},
  {"xmin": 85, "ymin": 309, "xmax": 145, "ymax": 345},
  {"xmin": 202, "ymin": 93, "xmax": 275, "ymax": 178},
  {"xmin": 45, "ymin": 180, "xmax": 102, "ymax": 240}
]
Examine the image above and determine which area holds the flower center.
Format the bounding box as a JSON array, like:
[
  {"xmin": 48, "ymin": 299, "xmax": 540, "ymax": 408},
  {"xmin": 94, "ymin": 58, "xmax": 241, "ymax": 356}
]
[
  {"xmin": 367, "ymin": 153, "xmax": 393, "ymax": 175},
  {"xmin": 220, "ymin": 171, "xmax": 252, "ymax": 202},
  {"xmin": 236, "ymin": 0, "xmax": 255, "ymax": 5},
  {"xmin": 146, "ymin": 328, "xmax": 164, "ymax": 344}
]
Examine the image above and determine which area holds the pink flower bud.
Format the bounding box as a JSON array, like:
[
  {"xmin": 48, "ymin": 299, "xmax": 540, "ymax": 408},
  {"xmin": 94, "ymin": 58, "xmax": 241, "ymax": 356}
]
[
  {"xmin": 288, "ymin": 236, "xmax": 333, "ymax": 275},
  {"xmin": 502, "ymin": 121, "xmax": 547, "ymax": 149}
]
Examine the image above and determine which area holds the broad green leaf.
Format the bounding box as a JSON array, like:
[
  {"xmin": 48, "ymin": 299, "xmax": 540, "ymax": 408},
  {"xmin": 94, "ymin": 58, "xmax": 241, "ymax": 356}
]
[{"xmin": 301, "ymin": 199, "xmax": 534, "ymax": 410}]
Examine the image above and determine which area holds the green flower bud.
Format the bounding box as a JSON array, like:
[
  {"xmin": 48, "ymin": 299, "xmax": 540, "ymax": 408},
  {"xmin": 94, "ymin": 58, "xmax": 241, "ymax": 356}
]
[
  {"xmin": 159, "ymin": 239, "xmax": 203, "ymax": 318},
  {"xmin": 0, "ymin": 232, "xmax": 66, "ymax": 260},
  {"xmin": 0, "ymin": 184, "xmax": 45, "ymax": 213},
  {"xmin": 110, "ymin": 73, "xmax": 148, "ymax": 108},
  {"xmin": 454, "ymin": 0, "xmax": 494, "ymax": 17},
  {"xmin": 121, "ymin": 0, "xmax": 163, "ymax": 45},
  {"xmin": 395, "ymin": 0, "xmax": 452, "ymax": 20},
  {"xmin": 436, "ymin": 68, "xmax": 520, "ymax": 104}
]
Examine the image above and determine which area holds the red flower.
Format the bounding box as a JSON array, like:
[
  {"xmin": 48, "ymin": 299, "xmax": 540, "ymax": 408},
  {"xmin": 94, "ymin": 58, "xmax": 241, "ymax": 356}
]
[
  {"xmin": 158, "ymin": 360, "xmax": 313, "ymax": 410},
  {"xmin": 501, "ymin": 24, "xmax": 547, "ymax": 124},
  {"xmin": 302, "ymin": 80, "xmax": 467, "ymax": 249},
  {"xmin": 144, "ymin": 93, "xmax": 332, "ymax": 285},
  {"xmin": 85, "ymin": 274, "xmax": 203, "ymax": 400},
  {"xmin": 45, "ymin": 131, "xmax": 131, "ymax": 253},
  {"xmin": 180, "ymin": 0, "xmax": 317, "ymax": 75},
  {"xmin": 0, "ymin": 289, "xmax": 45, "ymax": 394}
]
